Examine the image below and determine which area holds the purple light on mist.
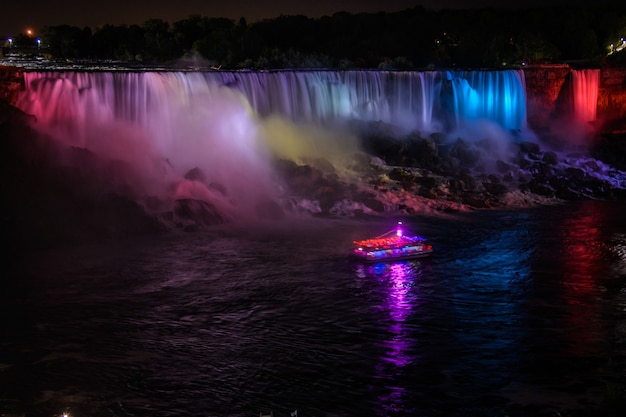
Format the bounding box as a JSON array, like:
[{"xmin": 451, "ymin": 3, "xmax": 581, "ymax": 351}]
[
  {"xmin": 14, "ymin": 68, "xmax": 553, "ymax": 225},
  {"xmin": 15, "ymin": 71, "xmax": 280, "ymax": 222}
]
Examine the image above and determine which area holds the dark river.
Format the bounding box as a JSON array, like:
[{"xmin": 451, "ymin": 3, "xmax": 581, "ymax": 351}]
[{"xmin": 2, "ymin": 201, "xmax": 626, "ymax": 417}]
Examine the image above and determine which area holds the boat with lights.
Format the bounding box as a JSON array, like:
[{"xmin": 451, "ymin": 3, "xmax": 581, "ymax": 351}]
[{"xmin": 351, "ymin": 222, "xmax": 433, "ymax": 262}]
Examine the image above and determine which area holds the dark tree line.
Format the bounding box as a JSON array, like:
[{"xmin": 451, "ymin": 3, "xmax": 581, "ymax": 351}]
[{"xmin": 7, "ymin": 5, "xmax": 626, "ymax": 69}]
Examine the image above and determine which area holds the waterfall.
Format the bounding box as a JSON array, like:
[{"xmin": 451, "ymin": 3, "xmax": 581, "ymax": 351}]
[
  {"xmin": 15, "ymin": 69, "xmax": 529, "ymax": 220},
  {"xmin": 207, "ymin": 69, "xmax": 527, "ymax": 133},
  {"xmin": 17, "ymin": 69, "xmax": 528, "ymax": 137},
  {"xmin": 16, "ymin": 69, "xmax": 530, "ymax": 174},
  {"xmin": 444, "ymin": 70, "xmax": 527, "ymax": 131},
  {"xmin": 571, "ymin": 69, "xmax": 600, "ymax": 123}
]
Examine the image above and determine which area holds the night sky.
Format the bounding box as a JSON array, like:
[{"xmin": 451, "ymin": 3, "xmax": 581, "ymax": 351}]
[{"xmin": 0, "ymin": 0, "xmax": 619, "ymax": 38}]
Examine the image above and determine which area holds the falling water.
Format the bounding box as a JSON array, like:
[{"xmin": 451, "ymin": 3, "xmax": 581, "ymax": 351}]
[
  {"xmin": 571, "ymin": 69, "xmax": 600, "ymax": 123},
  {"xmin": 6, "ymin": 69, "xmax": 626, "ymax": 417},
  {"xmin": 208, "ymin": 69, "xmax": 527, "ymax": 134},
  {"xmin": 15, "ymin": 69, "xmax": 529, "ymax": 220},
  {"xmin": 441, "ymin": 70, "xmax": 527, "ymax": 131},
  {"xmin": 17, "ymin": 69, "xmax": 528, "ymax": 136},
  {"xmin": 17, "ymin": 71, "xmax": 282, "ymax": 221}
]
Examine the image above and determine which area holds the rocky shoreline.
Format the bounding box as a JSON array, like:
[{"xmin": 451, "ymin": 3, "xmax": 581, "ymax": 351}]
[{"xmin": 333, "ymin": 123, "xmax": 626, "ymax": 211}]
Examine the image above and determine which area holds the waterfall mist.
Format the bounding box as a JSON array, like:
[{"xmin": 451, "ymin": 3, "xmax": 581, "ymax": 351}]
[
  {"xmin": 544, "ymin": 68, "xmax": 601, "ymax": 149},
  {"xmin": 16, "ymin": 72, "xmax": 284, "ymax": 223},
  {"xmin": 15, "ymin": 68, "xmax": 597, "ymax": 227}
]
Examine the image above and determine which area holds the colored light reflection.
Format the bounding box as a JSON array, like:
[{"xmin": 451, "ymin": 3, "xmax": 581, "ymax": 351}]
[
  {"xmin": 611, "ymin": 233, "xmax": 626, "ymax": 276},
  {"xmin": 555, "ymin": 204, "xmax": 606, "ymax": 357},
  {"xmin": 356, "ymin": 260, "xmax": 423, "ymax": 364},
  {"xmin": 384, "ymin": 262, "xmax": 416, "ymax": 326},
  {"xmin": 356, "ymin": 259, "xmax": 424, "ymax": 414}
]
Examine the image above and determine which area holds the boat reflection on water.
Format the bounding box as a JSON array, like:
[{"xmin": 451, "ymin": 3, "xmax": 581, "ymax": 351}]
[
  {"xmin": 354, "ymin": 259, "xmax": 428, "ymax": 415},
  {"xmin": 355, "ymin": 261, "xmax": 425, "ymax": 331}
]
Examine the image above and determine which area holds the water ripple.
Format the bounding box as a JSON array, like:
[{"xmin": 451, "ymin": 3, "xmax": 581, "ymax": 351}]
[{"xmin": 3, "ymin": 203, "xmax": 626, "ymax": 417}]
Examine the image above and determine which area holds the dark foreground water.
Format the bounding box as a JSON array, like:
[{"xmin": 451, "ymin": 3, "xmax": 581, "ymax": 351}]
[{"xmin": 2, "ymin": 201, "xmax": 626, "ymax": 417}]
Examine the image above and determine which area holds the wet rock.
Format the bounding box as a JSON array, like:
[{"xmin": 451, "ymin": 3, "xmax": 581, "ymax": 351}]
[
  {"xmin": 533, "ymin": 160, "xmax": 554, "ymax": 176},
  {"xmin": 274, "ymin": 160, "xmax": 325, "ymax": 195},
  {"xmin": 309, "ymin": 157, "xmax": 336, "ymax": 174},
  {"xmin": 520, "ymin": 141, "xmax": 541, "ymax": 154},
  {"xmin": 523, "ymin": 179, "xmax": 555, "ymax": 197},
  {"xmin": 450, "ymin": 139, "xmax": 481, "ymax": 167},
  {"xmin": 96, "ymin": 193, "xmax": 165, "ymax": 236},
  {"xmin": 592, "ymin": 133, "xmax": 626, "ymax": 170},
  {"xmin": 347, "ymin": 152, "xmax": 377, "ymax": 173},
  {"xmin": 402, "ymin": 135, "xmax": 439, "ymax": 169},
  {"xmin": 496, "ymin": 159, "xmax": 514, "ymax": 173},
  {"xmin": 357, "ymin": 192, "xmax": 386, "ymax": 213},
  {"xmin": 173, "ymin": 198, "xmax": 229, "ymax": 228},
  {"xmin": 388, "ymin": 167, "xmax": 416, "ymax": 187},
  {"xmin": 439, "ymin": 155, "xmax": 462, "ymax": 175},
  {"xmin": 543, "ymin": 151, "xmax": 558, "ymax": 165},
  {"xmin": 483, "ymin": 181, "xmax": 509, "ymax": 197},
  {"xmin": 565, "ymin": 167, "xmax": 586, "ymax": 182}
]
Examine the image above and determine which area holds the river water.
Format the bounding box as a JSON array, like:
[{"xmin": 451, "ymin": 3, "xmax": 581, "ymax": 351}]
[{"xmin": 2, "ymin": 201, "xmax": 626, "ymax": 417}]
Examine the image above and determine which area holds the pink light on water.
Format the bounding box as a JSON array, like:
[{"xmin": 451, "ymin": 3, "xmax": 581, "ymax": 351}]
[
  {"xmin": 557, "ymin": 204, "xmax": 605, "ymax": 358},
  {"xmin": 363, "ymin": 259, "xmax": 424, "ymax": 413}
]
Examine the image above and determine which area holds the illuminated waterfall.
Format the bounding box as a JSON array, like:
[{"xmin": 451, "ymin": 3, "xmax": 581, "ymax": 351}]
[
  {"xmin": 15, "ymin": 69, "xmax": 529, "ymax": 219},
  {"xmin": 18, "ymin": 69, "xmax": 528, "ymax": 135},
  {"xmin": 571, "ymin": 69, "xmax": 600, "ymax": 123},
  {"xmin": 212, "ymin": 69, "xmax": 527, "ymax": 133},
  {"xmin": 443, "ymin": 70, "xmax": 527, "ymax": 131}
]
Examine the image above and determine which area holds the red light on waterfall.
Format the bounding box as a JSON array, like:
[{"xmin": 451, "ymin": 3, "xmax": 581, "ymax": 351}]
[{"xmin": 571, "ymin": 69, "xmax": 599, "ymax": 124}]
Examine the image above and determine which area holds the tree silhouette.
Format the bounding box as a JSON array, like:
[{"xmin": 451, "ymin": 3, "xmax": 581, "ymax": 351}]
[{"xmin": 13, "ymin": 5, "xmax": 626, "ymax": 69}]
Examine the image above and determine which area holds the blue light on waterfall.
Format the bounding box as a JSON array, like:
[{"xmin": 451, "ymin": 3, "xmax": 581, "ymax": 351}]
[
  {"xmin": 17, "ymin": 69, "xmax": 530, "ymax": 149},
  {"xmin": 208, "ymin": 70, "xmax": 527, "ymax": 135},
  {"xmin": 440, "ymin": 70, "xmax": 526, "ymax": 134},
  {"xmin": 465, "ymin": 81, "xmax": 480, "ymax": 121}
]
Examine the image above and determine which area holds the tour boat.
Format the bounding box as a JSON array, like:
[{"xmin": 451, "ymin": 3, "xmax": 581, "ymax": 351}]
[{"xmin": 351, "ymin": 222, "xmax": 433, "ymax": 262}]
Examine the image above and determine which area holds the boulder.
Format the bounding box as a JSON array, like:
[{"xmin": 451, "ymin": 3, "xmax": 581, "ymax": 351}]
[{"xmin": 173, "ymin": 198, "xmax": 229, "ymax": 230}]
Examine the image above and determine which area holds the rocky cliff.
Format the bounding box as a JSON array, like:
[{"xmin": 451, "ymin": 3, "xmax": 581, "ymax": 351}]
[
  {"xmin": 524, "ymin": 64, "xmax": 626, "ymax": 134},
  {"xmin": 0, "ymin": 66, "xmax": 24, "ymax": 104},
  {"xmin": 598, "ymin": 68, "xmax": 626, "ymax": 132}
]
